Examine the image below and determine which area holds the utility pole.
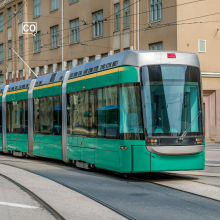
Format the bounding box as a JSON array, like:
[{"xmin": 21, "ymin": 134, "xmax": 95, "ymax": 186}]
[{"xmin": 11, "ymin": 48, "xmax": 37, "ymax": 78}]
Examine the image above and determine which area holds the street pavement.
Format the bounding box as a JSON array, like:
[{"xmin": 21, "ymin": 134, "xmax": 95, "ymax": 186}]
[
  {"xmin": 0, "ymin": 143, "xmax": 219, "ymax": 220},
  {"xmin": 0, "ymin": 175, "xmax": 55, "ymax": 220}
]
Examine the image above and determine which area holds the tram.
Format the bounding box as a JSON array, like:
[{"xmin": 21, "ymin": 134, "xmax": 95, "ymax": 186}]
[{"xmin": 0, "ymin": 51, "xmax": 205, "ymax": 173}]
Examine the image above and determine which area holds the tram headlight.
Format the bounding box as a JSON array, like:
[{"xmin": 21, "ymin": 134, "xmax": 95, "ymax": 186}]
[
  {"xmin": 196, "ymin": 138, "xmax": 203, "ymax": 144},
  {"xmin": 147, "ymin": 139, "xmax": 159, "ymax": 146}
]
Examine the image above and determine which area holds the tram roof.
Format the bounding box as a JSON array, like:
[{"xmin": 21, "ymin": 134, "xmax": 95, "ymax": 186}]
[
  {"xmin": 34, "ymin": 70, "xmax": 67, "ymax": 87},
  {"xmin": 68, "ymin": 50, "xmax": 200, "ymax": 79},
  {"xmin": 0, "ymin": 84, "xmax": 6, "ymax": 93},
  {"xmin": 7, "ymin": 78, "xmax": 32, "ymax": 92},
  {"xmin": 4, "ymin": 50, "xmax": 200, "ymax": 90}
]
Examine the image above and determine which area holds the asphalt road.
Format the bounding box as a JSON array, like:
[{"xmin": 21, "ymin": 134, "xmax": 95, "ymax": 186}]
[{"xmin": 0, "ymin": 145, "xmax": 220, "ymax": 220}]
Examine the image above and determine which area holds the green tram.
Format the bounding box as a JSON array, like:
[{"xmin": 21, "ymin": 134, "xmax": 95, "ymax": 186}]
[{"xmin": 0, "ymin": 51, "xmax": 205, "ymax": 173}]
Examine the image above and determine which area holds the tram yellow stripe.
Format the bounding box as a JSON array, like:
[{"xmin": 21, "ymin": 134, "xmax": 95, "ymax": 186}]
[
  {"xmin": 0, "ymin": 94, "xmax": 2, "ymax": 96},
  {"xmin": 67, "ymin": 67, "xmax": 125, "ymax": 84},
  {"xmin": 33, "ymin": 82, "xmax": 62, "ymax": 90},
  {"xmin": 6, "ymin": 89, "xmax": 28, "ymax": 95}
]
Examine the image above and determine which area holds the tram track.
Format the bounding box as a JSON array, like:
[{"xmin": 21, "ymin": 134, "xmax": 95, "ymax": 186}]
[
  {"xmin": 0, "ymin": 160, "xmax": 135, "ymax": 220},
  {"xmin": 0, "ymin": 154, "xmax": 220, "ymax": 220},
  {"xmin": 0, "ymin": 173, "xmax": 65, "ymax": 220}
]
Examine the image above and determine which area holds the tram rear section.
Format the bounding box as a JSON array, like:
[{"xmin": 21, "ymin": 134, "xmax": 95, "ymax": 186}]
[{"xmin": 0, "ymin": 50, "xmax": 205, "ymax": 173}]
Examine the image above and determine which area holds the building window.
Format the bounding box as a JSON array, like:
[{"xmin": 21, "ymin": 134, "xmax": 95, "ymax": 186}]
[
  {"xmin": 78, "ymin": 58, "xmax": 83, "ymax": 65},
  {"xmin": 67, "ymin": 60, "xmax": 72, "ymax": 69},
  {"xmin": 0, "ymin": 44, "xmax": 3, "ymax": 63},
  {"xmin": 9, "ymin": 72, "xmax": 12, "ymax": 83},
  {"xmin": 34, "ymin": 32, "xmax": 41, "ymax": 53},
  {"xmin": 49, "ymin": 64, "xmax": 53, "ymax": 73},
  {"xmin": 150, "ymin": 0, "xmax": 162, "ymax": 22},
  {"xmin": 18, "ymin": 2, "xmax": 23, "ymax": 23},
  {"xmin": 124, "ymin": 0, "xmax": 130, "ymax": 28},
  {"xmin": 149, "ymin": 42, "xmax": 163, "ymax": 50},
  {"xmin": 34, "ymin": 0, "xmax": 41, "ymax": 18},
  {"xmin": 114, "ymin": 49, "xmax": 120, "ymax": 54},
  {"xmin": 8, "ymin": 8, "xmax": 12, "ymax": 28},
  {"xmin": 58, "ymin": 63, "xmax": 62, "ymax": 71},
  {"xmin": 19, "ymin": 37, "xmax": 23, "ymax": 57},
  {"xmin": 70, "ymin": 19, "xmax": 79, "ymax": 44},
  {"xmin": 19, "ymin": 70, "xmax": 23, "ymax": 81},
  {"xmin": 51, "ymin": 0, "xmax": 59, "ymax": 11},
  {"xmin": 93, "ymin": 10, "xmax": 103, "ymax": 38},
  {"xmin": 89, "ymin": 56, "xmax": 95, "ymax": 62},
  {"xmin": 40, "ymin": 66, "xmax": 44, "ymax": 76},
  {"xmin": 0, "ymin": 75, "xmax": 3, "ymax": 85},
  {"xmin": 8, "ymin": 41, "xmax": 12, "ymax": 59},
  {"xmin": 101, "ymin": 53, "xmax": 108, "ymax": 58},
  {"xmin": 51, "ymin": 25, "xmax": 59, "ymax": 49},
  {"xmin": 0, "ymin": 13, "xmax": 3, "ymax": 32},
  {"xmin": 114, "ymin": 3, "xmax": 120, "ymax": 31},
  {"xmin": 70, "ymin": 0, "xmax": 79, "ymax": 4},
  {"xmin": 198, "ymin": 40, "xmax": 206, "ymax": 53}
]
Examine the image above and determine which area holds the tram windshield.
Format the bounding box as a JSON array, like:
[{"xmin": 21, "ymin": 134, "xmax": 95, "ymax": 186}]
[{"xmin": 142, "ymin": 65, "xmax": 203, "ymax": 137}]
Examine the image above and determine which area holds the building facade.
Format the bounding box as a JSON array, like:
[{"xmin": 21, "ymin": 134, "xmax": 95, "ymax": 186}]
[{"xmin": 0, "ymin": 0, "xmax": 219, "ymax": 142}]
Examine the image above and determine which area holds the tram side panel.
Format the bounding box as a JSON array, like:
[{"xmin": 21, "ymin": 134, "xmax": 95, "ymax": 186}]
[
  {"xmin": 66, "ymin": 66, "xmax": 151, "ymax": 173},
  {"xmin": 6, "ymin": 88, "xmax": 29, "ymax": 154},
  {"xmin": 0, "ymin": 87, "xmax": 4, "ymax": 152},
  {"xmin": 33, "ymin": 81, "xmax": 62, "ymax": 160}
]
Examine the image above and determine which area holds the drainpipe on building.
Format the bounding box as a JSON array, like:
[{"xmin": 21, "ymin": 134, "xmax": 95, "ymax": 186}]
[
  {"xmin": 62, "ymin": 0, "xmax": 64, "ymax": 70},
  {"xmin": 137, "ymin": 0, "xmax": 139, "ymax": 50}
]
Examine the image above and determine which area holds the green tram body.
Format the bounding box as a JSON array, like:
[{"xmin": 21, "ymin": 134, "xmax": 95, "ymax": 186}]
[{"xmin": 0, "ymin": 51, "xmax": 205, "ymax": 173}]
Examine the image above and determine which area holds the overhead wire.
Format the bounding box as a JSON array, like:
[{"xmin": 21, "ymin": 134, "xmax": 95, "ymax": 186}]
[
  {"xmin": 3, "ymin": 16, "xmax": 220, "ymax": 65},
  {"xmin": 0, "ymin": 0, "xmax": 210, "ymax": 64}
]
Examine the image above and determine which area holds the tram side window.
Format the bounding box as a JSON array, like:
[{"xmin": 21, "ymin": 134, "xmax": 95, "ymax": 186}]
[
  {"xmin": 33, "ymin": 98, "xmax": 40, "ymax": 134},
  {"xmin": 34, "ymin": 95, "xmax": 62, "ymax": 135},
  {"xmin": 40, "ymin": 97, "xmax": 53, "ymax": 135},
  {"xmin": 120, "ymin": 83, "xmax": 144, "ymax": 140},
  {"xmin": 0, "ymin": 103, "xmax": 2, "ymax": 133},
  {"xmin": 67, "ymin": 90, "xmax": 97, "ymax": 137},
  {"xmin": 97, "ymin": 86, "xmax": 119, "ymax": 139},
  {"xmin": 53, "ymin": 95, "xmax": 62, "ymax": 135},
  {"xmin": 6, "ymin": 100, "xmax": 28, "ymax": 134}
]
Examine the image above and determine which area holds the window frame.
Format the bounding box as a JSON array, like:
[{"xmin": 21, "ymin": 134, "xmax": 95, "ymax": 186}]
[
  {"xmin": 70, "ymin": 18, "xmax": 79, "ymax": 44},
  {"xmin": 114, "ymin": 3, "xmax": 120, "ymax": 31},
  {"xmin": 51, "ymin": 0, "xmax": 59, "ymax": 12},
  {"xmin": 8, "ymin": 40, "xmax": 12, "ymax": 60},
  {"xmin": 124, "ymin": 0, "xmax": 130, "ymax": 29},
  {"xmin": 51, "ymin": 25, "xmax": 59, "ymax": 49},
  {"xmin": 198, "ymin": 39, "xmax": 206, "ymax": 53},
  {"xmin": 70, "ymin": 0, "xmax": 79, "ymax": 4},
  {"xmin": 18, "ymin": 2, "xmax": 23, "ymax": 23},
  {"xmin": 19, "ymin": 36, "xmax": 23, "ymax": 57},
  {"xmin": 149, "ymin": 42, "xmax": 163, "ymax": 50},
  {"xmin": 0, "ymin": 44, "xmax": 3, "ymax": 63},
  {"xmin": 34, "ymin": 32, "xmax": 41, "ymax": 53},
  {"xmin": 93, "ymin": 10, "xmax": 103, "ymax": 38},
  {"xmin": 8, "ymin": 8, "xmax": 12, "ymax": 28},
  {"xmin": 150, "ymin": 0, "xmax": 162, "ymax": 22},
  {"xmin": 0, "ymin": 13, "xmax": 3, "ymax": 31},
  {"xmin": 34, "ymin": 0, "xmax": 41, "ymax": 18}
]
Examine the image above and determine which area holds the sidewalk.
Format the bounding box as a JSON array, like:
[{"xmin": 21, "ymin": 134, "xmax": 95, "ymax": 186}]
[{"xmin": 0, "ymin": 164, "xmax": 125, "ymax": 220}]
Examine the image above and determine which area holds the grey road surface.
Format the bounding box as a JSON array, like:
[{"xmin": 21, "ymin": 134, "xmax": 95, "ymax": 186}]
[{"xmin": 0, "ymin": 145, "xmax": 220, "ymax": 220}]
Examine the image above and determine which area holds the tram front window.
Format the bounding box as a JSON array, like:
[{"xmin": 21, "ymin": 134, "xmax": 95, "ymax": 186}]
[{"xmin": 142, "ymin": 65, "xmax": 203, "ymax": 137}]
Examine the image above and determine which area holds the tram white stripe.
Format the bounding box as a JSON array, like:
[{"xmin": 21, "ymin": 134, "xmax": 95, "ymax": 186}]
[{"xmin": 0, "ymin": 201, "xmax": 39, "ymax": 209}]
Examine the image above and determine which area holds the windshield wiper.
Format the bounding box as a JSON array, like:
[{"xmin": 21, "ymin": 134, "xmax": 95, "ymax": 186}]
[{"xmin": 178, "ymin": 110, "xmax": 202, "ymax": 142}]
